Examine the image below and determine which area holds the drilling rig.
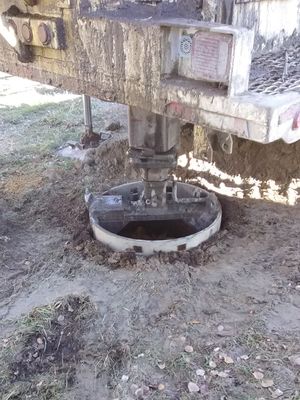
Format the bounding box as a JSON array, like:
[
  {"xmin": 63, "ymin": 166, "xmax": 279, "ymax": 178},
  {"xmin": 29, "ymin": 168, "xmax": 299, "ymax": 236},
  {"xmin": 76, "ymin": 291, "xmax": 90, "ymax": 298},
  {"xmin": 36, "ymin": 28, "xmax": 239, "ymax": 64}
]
[{"xmin": 1, "ymin": 0, "xmax": 300, "ymax": 254}]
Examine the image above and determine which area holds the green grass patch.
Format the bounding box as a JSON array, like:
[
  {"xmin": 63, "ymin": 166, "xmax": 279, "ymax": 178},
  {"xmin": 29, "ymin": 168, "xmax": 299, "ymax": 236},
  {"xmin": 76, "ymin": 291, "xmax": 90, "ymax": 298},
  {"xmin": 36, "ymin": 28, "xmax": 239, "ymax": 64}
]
[{"xmin": 0, "ymin": 99, "xmax": 84, "ymax": 163}]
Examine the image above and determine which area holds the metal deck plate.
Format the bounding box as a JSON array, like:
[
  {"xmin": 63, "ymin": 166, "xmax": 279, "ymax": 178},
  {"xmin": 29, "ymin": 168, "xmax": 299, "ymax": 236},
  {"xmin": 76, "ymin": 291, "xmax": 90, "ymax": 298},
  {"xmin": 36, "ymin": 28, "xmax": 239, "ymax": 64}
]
[{"xmin": 249, "ymin": 43, "xmax": 300, "ymax": 95}]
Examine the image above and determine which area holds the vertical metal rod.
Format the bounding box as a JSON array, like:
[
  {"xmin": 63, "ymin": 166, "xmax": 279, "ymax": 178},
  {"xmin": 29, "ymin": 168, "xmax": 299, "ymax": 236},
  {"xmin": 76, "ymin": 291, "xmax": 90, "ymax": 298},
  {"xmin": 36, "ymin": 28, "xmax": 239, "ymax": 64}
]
[{"xmin": 82, "ymin": 94, "xmax": 93, "ymax": 134}]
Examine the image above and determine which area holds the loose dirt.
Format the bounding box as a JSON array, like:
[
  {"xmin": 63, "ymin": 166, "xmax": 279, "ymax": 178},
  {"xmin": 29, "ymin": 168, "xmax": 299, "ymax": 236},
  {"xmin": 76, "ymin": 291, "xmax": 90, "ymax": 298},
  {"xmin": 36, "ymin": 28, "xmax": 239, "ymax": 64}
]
[
  {"xmin": 0, "ymin": 75, "xmax": 300, "ymax": 400},
  {"xmin": 213, "ymin": 136, "xmax": 300, "ymax": 189},
  {"xmin": 0, "ymin": 295, "xmax": 95, "ymax": 399}
]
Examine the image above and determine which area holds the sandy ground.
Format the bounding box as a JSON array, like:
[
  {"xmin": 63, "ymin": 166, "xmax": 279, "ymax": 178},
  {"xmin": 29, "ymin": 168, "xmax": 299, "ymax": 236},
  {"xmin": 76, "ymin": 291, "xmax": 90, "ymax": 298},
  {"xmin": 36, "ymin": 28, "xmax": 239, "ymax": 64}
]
[{"xmin": 0, "ymin": 73, "xmax": 300, "ymax": 400}]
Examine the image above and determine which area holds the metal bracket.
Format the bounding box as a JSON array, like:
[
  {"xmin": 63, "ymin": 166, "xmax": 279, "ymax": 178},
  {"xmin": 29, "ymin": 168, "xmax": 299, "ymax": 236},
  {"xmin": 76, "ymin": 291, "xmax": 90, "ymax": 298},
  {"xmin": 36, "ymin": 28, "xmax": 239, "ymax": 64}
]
[
  {"xmin": 2, "ymin": 14, "xmax": 66, "ymax": 50},
  {"xmin": 207, "ymin": 130, "xmax": 233, "ymax": 161},
  {"xmin": 217, "ymin": 131, "xmax": 233, "ymax": 154},
  {"xmin": 0, "ymin": 15, "xmax": 33, "ymax": 62}
]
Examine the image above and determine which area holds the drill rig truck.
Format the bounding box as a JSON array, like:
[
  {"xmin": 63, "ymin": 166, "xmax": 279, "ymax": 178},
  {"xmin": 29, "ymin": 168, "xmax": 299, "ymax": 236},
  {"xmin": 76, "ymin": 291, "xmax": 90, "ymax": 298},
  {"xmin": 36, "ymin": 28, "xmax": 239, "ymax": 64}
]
[{"xmin": 1, "ymin": 0, "xmax": 300, "ymax": 254}]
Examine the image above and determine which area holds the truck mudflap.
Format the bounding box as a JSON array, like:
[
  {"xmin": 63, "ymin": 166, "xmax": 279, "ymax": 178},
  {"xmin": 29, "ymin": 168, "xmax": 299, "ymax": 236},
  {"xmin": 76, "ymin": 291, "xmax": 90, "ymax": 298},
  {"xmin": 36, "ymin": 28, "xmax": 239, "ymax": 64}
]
[{"xmin": 0, "ymin": 1, "xmax": 300, "ymax": 144}]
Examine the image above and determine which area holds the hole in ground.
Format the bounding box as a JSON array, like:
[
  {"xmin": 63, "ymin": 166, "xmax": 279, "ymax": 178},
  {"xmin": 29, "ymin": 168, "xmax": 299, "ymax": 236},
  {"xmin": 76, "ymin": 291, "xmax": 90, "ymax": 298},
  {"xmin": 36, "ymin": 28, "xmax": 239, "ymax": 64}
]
[{"xmin": 118, "ymin": 219, "xmax": 197, "ymax": 241}]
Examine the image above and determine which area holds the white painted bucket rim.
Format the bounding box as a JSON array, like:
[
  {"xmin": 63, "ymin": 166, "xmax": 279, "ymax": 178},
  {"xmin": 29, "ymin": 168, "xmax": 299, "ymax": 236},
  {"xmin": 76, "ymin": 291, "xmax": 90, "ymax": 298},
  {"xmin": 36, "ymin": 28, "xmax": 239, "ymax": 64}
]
[{"xmin": 88, "ymin": 182, "xmax": 222, "ymax": 255}]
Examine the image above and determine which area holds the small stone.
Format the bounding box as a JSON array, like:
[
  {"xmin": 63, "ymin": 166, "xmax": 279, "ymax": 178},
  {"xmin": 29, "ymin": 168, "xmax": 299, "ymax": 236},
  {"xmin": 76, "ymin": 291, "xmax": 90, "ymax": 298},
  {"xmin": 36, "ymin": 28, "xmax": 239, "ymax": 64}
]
[
  {"xmin": 185, "ymin": 345, "xmax": 194, "ymax": 353},
  {"xmin": 106, "ymin": 121, "xmax": 121, "ymax": 131},
  {"xmin": 253, "ymin": 371, "xmax": 264, "ymax": 380},
  {"xmin": 210, "ymin": 370, "xmax": 219, "ymax": 376},
  {"xmin": 188, "ymin": 382, "xmax": 200, "ymax": 393},
  {"xmin": 224, "ymin": 355, "xmax": 234, "ymax": 364},
  {"xmin": 196, "ymin": 368, "xmax": 205, "ymax": 376},
  {"xmin": 214, "ymin": 347, "xmax": 220, "ymax": 352},
  {"xmin": 209, "ymin": 360, "xmax": 217, "ymax": 369},
  {"xmin": 121, "ymin": 375, "xmax": 129, "ymax": 382},
  {"xmin": 295, "ymin": 285, "xmax": 300, "ymax": 291},
  {"xmin": 36, "ymin": 337, "xmax": 43, "ymax": 345},
  {"xmin": 158, "ymin": 383, "xmax": 165, "ymax": 391},
  {"xmin": 157, "ymin": 361, "xmax": 166, "ymax": 370},
  {"xmin": 57, "ymin": 315, "xmax": 65, "ymax": 323},
  {"xmin": 217, "ymin": 325, "xmax": 224, "ymax": 332},
  {"xmin": 261, "ymin": 379, "xmax": 274, "ymax": 388},
  {"xmin": 289, "ymin": 354, "xmax": 300, "ymax": 366},
  {"xmin": 271, "ymin": 389, "xmax": 283, "ymax": 399}
]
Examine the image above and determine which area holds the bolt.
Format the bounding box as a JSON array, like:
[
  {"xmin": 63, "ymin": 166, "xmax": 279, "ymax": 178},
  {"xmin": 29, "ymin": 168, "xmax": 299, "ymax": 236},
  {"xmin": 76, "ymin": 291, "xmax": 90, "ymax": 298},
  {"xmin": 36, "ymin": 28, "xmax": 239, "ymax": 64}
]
[
  {"xmin": 38, "ymin": 23, "xmax": 51, "ymax": 45},
  {"xmin": 24, "ymin": 0, "xmax": 38, "ymax": 5},
  {"xmin": 21, "ymin": 23, "xmax": 33, "ymax": 43}
]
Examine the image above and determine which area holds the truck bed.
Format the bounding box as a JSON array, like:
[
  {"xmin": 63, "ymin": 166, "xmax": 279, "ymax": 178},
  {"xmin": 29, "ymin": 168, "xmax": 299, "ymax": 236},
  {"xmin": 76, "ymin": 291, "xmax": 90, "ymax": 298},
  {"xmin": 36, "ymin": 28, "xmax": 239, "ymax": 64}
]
[{"xmin": 0, "ymin": 0, "xmax": 300, "ymax": 145}]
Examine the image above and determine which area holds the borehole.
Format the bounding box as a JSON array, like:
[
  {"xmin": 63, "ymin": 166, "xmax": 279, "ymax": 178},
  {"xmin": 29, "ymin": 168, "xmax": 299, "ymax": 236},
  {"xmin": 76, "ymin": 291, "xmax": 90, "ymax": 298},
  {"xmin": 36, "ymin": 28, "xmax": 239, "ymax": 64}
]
[
  {"xmin": 88, "ymin": 182, "xmax": 222, "ymax": 255},
  {"xmin": 118, "ymin": 219, "xmax": 197, "ymax": 240}
]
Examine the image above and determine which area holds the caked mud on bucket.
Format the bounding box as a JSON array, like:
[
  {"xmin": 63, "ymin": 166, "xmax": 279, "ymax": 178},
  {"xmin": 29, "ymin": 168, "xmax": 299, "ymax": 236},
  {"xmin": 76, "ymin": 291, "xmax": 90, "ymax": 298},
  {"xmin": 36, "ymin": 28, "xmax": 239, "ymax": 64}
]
[{"xmin": 86, "ymin": 182, "xmax": 222, "ymax": 256}]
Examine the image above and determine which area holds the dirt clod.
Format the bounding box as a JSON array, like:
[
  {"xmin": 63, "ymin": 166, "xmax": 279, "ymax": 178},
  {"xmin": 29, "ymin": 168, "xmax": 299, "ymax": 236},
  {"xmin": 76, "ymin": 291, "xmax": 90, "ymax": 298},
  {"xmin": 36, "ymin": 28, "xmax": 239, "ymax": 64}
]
[
  {"xmin": 184, "ymin": 345, "xmax": 194, "ymax": 353},
  {"xmin": 213, "ymin": 137, "xmax": 300, "ymax": 188},
  {"xmin": 261, "ymin": 378, "xmax": 274, "ymax": 388},
  {"xmin": 196, "ymin": 368, "xmax": 205, "ymax": 376},
  {"xmin": 253, "ymin": 371, "xmax": 264, "ymax": 380},
  {"xmin": 106, "ymin": 121, "xmax": 121, "ymax": 131},
  {"xmin": 223, "ymin": 355, "xmax": 234, "ymax": 364}
]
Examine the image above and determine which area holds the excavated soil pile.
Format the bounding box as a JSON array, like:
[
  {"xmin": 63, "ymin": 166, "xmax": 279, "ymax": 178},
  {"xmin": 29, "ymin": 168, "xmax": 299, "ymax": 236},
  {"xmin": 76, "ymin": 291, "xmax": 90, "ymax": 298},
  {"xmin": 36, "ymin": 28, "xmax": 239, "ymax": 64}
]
[
  {"xmin": 83, "ymin": 133, "xmax": 136, "ymax": 185},
  {"xmin": 213, "ymin": 137, "xmax": 300, "ymax": 187}
]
